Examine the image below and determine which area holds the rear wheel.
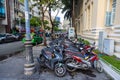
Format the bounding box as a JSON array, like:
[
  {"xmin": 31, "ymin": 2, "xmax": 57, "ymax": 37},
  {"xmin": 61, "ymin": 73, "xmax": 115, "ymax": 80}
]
[
  {"xmin": 65, "ymin": 58, "xmax": 76, "ymax": 72},
  {"xmin": 54, "ymin": 63, "xmax": 66, "ymax": 77}
]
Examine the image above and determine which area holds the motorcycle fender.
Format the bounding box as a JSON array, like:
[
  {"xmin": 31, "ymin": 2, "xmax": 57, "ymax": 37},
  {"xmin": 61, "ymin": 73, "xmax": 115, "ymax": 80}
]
[
  {"xmin": 51, "ymin": 59, "xmax": 59, "ymax": 70},
  {"xmin": 64, "ymin": 56, "xmax": 72, "ymax": 61},
  {"xmin": 40, "ymin": 52, "xmax": 49, "ymax": 60},
  {"xmin": 93, "ymin": 60, "xmax": 97, "ymax": 68}
]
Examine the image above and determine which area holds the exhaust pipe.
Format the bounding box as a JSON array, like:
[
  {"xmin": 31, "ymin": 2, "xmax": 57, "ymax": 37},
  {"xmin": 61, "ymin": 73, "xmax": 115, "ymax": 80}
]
[
  {"xmin": 67, "ymin": 63, "xmax": 80, "ymax": 69},
  {"xmin": 67, "ymin": 62, "xmax": 89, "ymax": 70}
]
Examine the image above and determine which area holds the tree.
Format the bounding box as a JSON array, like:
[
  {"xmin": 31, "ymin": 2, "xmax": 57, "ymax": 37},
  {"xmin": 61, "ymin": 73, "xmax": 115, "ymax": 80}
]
[
  {"xmin": 21, "ymin": 18, "xmax": 25, "ymax": 24},
  {"xmin": 43, "ymin": 20, "xmax": 51, "ymax": 30},
  {"xmin": 61, "ymin": 0, "xmax": 77, "ymax": 37},
  {"xmin": 19, "ymin": 0, "xmax": 24, "ymax": 3},
  {"xmin": 47, "ymin": 0, "xmax": 63, "ymax": 33},
  {"xmin": 61, "ymin": 0, "xmax": 72, "ymax": 20},
  {"xmin": 32, "ymin": 0, "xmax": 56, "ymax": 46},
  {"xmin": 30, "ymin": 16, "xmax": 41, "ymax": 27}
]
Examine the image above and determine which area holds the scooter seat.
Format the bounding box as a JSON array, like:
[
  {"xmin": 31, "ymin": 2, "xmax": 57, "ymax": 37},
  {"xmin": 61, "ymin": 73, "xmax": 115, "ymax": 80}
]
[{"xmin": 65, "ymin": 48, "xmax": 80, "ymax": 53}]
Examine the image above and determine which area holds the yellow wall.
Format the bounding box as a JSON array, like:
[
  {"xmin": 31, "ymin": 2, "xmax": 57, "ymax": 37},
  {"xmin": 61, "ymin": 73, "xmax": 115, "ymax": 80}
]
[
  {"xmin": 114, "ymin": 0, "xmax": 120, "ymax": 25},
  {"xmin": 75, "ymin": 0, "xmax": 120, "ymax": 56},
  {"xmin": 96, "ymin": 0, "xmax": 106, "ymax": 29}
]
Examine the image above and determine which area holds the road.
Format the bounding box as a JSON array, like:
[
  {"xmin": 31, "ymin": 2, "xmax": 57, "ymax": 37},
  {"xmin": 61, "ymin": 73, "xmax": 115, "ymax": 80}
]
[{"xmin": 0, "ymin": 41, "xmax": 25, "ymax": 56}]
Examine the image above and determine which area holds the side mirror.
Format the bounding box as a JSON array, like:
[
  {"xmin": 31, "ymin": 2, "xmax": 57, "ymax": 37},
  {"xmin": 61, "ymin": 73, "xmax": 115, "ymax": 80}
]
[{"xmin": 47, "ymin": 45, "xmax": 50, "ymax": 48}]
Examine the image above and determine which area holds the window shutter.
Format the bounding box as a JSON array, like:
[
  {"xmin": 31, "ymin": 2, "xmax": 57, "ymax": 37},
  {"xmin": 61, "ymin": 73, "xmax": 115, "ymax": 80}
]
[
  {"xmin": 105, "ymin": 11, "xmax": 111, "ymax": 26},
  {"xmin": 110, "ymin": 0, "xmax": 116, "ymax": 25}
]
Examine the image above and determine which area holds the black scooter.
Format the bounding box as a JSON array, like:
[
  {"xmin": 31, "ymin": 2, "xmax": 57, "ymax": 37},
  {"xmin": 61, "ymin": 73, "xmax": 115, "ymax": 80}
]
[{"xmin": 37, "ymin": 45, "xmax": 66, "ymax": 77}]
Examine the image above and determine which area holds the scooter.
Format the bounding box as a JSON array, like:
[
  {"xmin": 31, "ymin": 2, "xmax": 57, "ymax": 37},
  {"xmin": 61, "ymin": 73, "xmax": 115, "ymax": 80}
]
[
  {"xmin": 65, "ymin": 47, "xmax": 103, "ymax": 73},
  {"xmin": 37, "ymin": 45, "xmax": 66, "ymax": 77}
]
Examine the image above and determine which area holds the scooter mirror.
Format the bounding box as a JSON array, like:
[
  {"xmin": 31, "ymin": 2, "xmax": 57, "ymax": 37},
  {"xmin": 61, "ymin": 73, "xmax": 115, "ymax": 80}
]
[
  {"xmin": 47, "ymin": 45, "xmax": 50, "ymax": 48},
  {"xmin": 80, "ymin": 47, "xmax": 83, "ymax": 50}
]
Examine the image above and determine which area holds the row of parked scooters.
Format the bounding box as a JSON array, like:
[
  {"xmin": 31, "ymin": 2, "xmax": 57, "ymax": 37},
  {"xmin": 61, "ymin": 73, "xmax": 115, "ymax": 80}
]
[{"xmin": 37, "ymin": 36, "xmax": 103, "ymax": 77}]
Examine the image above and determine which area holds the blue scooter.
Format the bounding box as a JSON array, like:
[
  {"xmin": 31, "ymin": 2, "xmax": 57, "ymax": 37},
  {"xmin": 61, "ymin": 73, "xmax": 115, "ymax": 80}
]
[{"xmin": 37, "ymin": 45, "xmax": 66, "ymax": 77}]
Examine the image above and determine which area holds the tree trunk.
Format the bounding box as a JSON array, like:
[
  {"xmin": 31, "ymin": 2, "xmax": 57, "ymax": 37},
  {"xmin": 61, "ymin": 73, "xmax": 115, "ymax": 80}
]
[
  {"xmin": 48, "ymin": 7, "xmax": 54, "ymax": 34},
  {"xmin": 72, "ymin": 0, "xmax": 77, "ymax": 38},
  {"xmin": 41, "ymin": 7, "xmax": 47, "ymax": 46}
]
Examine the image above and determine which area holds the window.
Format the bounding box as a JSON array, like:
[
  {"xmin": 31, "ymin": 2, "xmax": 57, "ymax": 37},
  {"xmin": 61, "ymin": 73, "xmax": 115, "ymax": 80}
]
[
  {"xmin": 105, "ymin": 12, "xmax": 111, "ymax": 26},
  {"xmin": 105, "ymin": 0, "xmax": 116, "ymax": 26},
  {"xmin": 111, "ymin": 0, "xmax": 116, "ymax": 24},
  {"xmin": 0, "ymin": 0, "xmax": 5, "ymax": 18}
]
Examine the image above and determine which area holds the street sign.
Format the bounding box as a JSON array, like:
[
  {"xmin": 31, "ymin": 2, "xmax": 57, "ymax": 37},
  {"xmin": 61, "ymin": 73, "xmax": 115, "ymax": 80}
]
[{"xmin": 68, "ymin": 27, "xmax": 75, "ymax": 39}]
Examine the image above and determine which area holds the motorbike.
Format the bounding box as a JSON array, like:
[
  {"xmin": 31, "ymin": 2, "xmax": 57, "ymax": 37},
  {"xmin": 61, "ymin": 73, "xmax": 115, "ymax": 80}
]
[
  {"xmin": 37, "ymin": 45, "xmax": 66, "ymax": 77},
  {"xmin": 65, "ymin": 47, "xmax": 103, "ymax": 73}
]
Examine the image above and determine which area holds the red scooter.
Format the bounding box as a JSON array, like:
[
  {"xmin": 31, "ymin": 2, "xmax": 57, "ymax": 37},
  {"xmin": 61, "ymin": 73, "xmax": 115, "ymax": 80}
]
[{"xmin": 65, "ymin": 47, "xmax": 103, "ymax": 73}]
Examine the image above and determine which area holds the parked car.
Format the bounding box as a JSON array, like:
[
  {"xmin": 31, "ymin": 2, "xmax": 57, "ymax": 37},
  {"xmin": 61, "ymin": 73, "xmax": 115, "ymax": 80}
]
[
  {"xmin": 0, "ymin": 33, "xmax": 18, "ymax": 44},
  {"xmin": 13, "ymin": 33, "xmax": 25, "ymax": 40}
]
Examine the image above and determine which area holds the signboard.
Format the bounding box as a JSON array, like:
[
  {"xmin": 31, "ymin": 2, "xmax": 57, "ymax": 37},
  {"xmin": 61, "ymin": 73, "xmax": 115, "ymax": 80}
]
[
  {"xmin": 68, "ymin": 27, "xmax": 75, "ymax": 39},
  {"xmin": 55, "ymin": 17, "xmax": 60, "ymax": 22}
]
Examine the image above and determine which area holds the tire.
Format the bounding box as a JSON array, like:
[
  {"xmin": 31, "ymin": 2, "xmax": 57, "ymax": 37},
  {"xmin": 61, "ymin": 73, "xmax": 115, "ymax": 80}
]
[
  {"xmin": 39, "ymin": 55, "xmax": 45, "ymax": 67},
  {"xmin": 54, "ymin": 63, "xmax": 66, "ymax": 77},
  {"xmin": 1, "ymin": 39, "xmax": 5, "ymax": 43},
  {"xmin": 65, "ymin": 58, "xmax": 76, "ymax": 72},
  {"xmin": 96, "ymin": 60, "xmax": 103, "ymax": 73}
]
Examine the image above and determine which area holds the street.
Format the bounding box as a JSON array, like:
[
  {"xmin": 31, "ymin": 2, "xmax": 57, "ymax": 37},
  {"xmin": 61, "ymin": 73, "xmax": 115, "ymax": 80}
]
[
  {"xmin": 0, "ymin": 46, "xmax": 112, "ymax": 80},
  {"xmin": 0, "ymin": 41, "xmax": 24, "ymax": 56}
]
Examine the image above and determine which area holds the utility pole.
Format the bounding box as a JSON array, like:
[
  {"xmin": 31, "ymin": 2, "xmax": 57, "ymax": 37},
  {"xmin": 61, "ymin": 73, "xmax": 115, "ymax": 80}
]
[
  {"xmin": 19, "ymin": 17, "xmax": 21, "ymax": 33},
  {"xmin": 24, "ymin": 0, "xmax": 35, "ymax": 75}
]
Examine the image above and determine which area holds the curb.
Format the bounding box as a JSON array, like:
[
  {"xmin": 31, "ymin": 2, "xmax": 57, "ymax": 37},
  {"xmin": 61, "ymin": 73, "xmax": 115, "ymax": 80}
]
[{"xmin": 100, "ymin": 59, "xmax": 120, "ymax": 80}]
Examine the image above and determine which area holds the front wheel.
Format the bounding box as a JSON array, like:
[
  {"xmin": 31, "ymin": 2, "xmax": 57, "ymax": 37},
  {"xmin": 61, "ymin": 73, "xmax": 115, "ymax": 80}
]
[
  {"xmin": 54, "ymin": 63, "xmax": 66, "ymax": 77},
  {"xmin": 65, "ymin": 58, "xmax": 76, "ymax": 72},
  {"xmin": 39, "ymin": 55, "xmax": 45, "ymax": 67},
  {"xmin": 95, "ymin": 60, "xmax": 103, "ymax": 73}
]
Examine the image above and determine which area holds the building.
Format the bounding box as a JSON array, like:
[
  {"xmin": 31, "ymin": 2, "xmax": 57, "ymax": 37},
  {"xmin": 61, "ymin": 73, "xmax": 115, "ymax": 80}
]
[
  {"xmin": 0, "ymin": 0, "xmax": 11, "ymax": 33},
  {"xmin": 0, "ymin": 0, "xmax": 41, "ymax": 33},
  {"xmin": 75, "ymin": 0, "xmax": 120, "ymax": 57}
]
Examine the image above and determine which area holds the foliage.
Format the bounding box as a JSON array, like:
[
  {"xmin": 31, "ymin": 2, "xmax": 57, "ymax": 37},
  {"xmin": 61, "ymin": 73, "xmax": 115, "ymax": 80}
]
[
  {"xmin": 19, "ymin": 0, "xmax": 24, "ymax": 3},
  {"xmin": 101, "ymin": 55, "xmax": 120, "ymax": 70},
  {"xmin": 43, "ymin": 20, "xmax": 51, "ymax": 30},
  {"xmin": 78, "ymin": 38, "xmax": 82, "ymax": 42},
  {"xmin": 43, "ymin": 20, "xmax": 49, "ymax": 25},
  {"xmin": 93, "ymin": 49, "xmax": 100, "ymax": 54},
  {"xmin": 83, "ymin": 40, "xmax": 90, "ymax": 45},
  {"xmin": 61, "ymin": 0, "xmax": 73, "ymax": 20},
  {"xmin": 53, "ymin": 20, "xmax": 60, "ymax": 27},
  {"xmin": 47, "ymin": 0, "xmax": 63, "ymax": 33},
  {"xmin": 32, "ymin": 0, "xmax": 62, "ymax": 45},
  {"xmin": 78, "ymin": 38, "xmax": 90, "ymax": 45},
  {"xmin": 45, "ymin": 26, "xmax": 51, "ymax": 30},
  {"xmin": 53, "ymin": 26, "xmax": 59, "ymax": 31},
  {"xmin": 21, "ymin": 18, "xmax": 25, "ymax": 24},
  {"xmin": 94, "ymin": 49, "xmax": 120, "ymax": 71},
  {"xmin": 30, "ymin": 16, "xmax": 41, "ymax": 27}
]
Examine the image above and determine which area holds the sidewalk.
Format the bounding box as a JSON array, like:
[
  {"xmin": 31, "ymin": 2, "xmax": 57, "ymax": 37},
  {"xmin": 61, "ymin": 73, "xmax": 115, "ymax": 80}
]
[
  {"xmin": 0, "ymin": 38, "xmax": 50, "ymax": 80},
  {"xmin": 0, "ymin": 38, "xmax": 112, "ymax": 80},
  {"xmin": 0, "ymin": 46, "xmax": 44, "ymax": 80},
  {"xmin": 0, "ymin": 45, "xmax": 112, "ymax": 80},
  {"xmin": 100, "ymin": 60, "xmax": 120, "ymax": 80}
]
